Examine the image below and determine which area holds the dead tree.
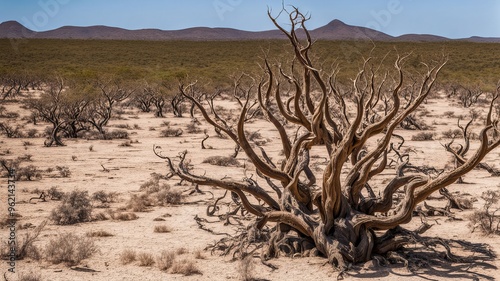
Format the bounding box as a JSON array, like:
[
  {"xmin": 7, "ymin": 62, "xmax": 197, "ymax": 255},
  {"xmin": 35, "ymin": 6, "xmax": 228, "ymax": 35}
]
[
  {"xmin": 156, "ymin": 9, "xmax": 500, "ymax": 269},
  {"xmin": 86, "ymin": 78, "xmax": 134, "ymax": 138},
  {"xmin": 25, "ymin": 78, "xmax": 67, "ymax": 146},
  {"xmin": 444, "ymin": 93, "xmax": 500, "ymax": 179}
]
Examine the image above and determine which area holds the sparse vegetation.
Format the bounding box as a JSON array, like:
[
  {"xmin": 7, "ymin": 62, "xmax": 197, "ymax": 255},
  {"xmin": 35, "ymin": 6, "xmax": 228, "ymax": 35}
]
[
  {"xmin": 156, "ymin": 250, "xmax": 176, "ymax": 271},
  {"xmin": 86, "ymin": 230, "xmax": 114, "ymax": 237},
  {"xmin": 469, "ymin": 191, "xmax": 500, "ymax": 235},
  {"xmin": 411, "ymin": 132, "xmax": 435, "ymax": 141},
  {"xmin": 160, "ymin": 127, "xmax": 183, "ymax": 137},
  {"xmin": 170, "ymin": 259, "xmax": 202, "ymax": 276},
  {"xmin": 50, "ymin": 190, "xmax": 92, "ymax": 225},
  {"xmin": 120, "ymin": 249, "xmax": 137, "ymax": 265},
  {"xmin": 137, "ymin": 252, "xmax": 155, "ymax": 266},
  {"xmin": 202, "ymin": 155, "xmax": 240, "ymax": 166},
  {"xmin": 154, "ymin": 225, "xmax": 172, "ymax": 233},
  {"xmin": 44, "ymin": 233, "xmax": 98, "ymax": 265}
]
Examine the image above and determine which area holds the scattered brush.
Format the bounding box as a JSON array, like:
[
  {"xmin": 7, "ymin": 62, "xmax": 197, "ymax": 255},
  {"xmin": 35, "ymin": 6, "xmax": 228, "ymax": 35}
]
[{"xmin": 120, "ymin": 249, "xmax": 137, "ymax": 265}]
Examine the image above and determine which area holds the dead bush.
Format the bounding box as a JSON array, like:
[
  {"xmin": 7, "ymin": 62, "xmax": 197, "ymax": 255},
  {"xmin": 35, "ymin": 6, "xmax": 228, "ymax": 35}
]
[
  {"xmin": 92, "ymin": 190, "xmax": 119, "ymax": 204},
  {"xmin": 186, "ymin": 119, "xmax": 202, "ymax": 133},
  {"xmin": 160, "ymin": 127, "xmax": 183, "ymax": 137},
  {"xmin": 111, "ymin": 212, "xmax": 138, "ymax": 221},
  {"xmin": 442, "ymin": 128, "xmax": 463, "ymax": 139},
  {"xmin": 55, "ymin": 165, "xmax": 71, "ymax": 178},
  {"xmin": 44, "ymin": 233, "xmax": 98, "ymax": 266},
  {"xmin": 139, "ymin": 178, "xmax": 161, "ymax": 194},
  {"xmin": 47, "ymin": 186, "xmax": 64, "ymax": 200},
  {"xmin": 18, "ymin": 271, "xmax": 42, "ymax": 281},
  {"xmin": 202, "ymin": 155, "xmax": 240, "ymax": 167},
  {"xmin": 107, "ymin": 129, "xmax": 129, "ymax": 139},
  {"xmin": 86, "ymin": 230, "xmax": 114, "ymax": 237},
  {"xmin": 155, "ymin": 187, "xmax": 184, "ymax": 206},
  {"xmin": 154, "ymin": 225, "xmax": 172, "ymax": 233},
  {"xmin": 50, "ymin": 190, "xmax": 92, "ymax": 225},
  {"xmin": 138, "ymin": 252, "xmax": 155, "ymax": 266},
  {"xmin": 411, "ymin": 132, "xmax": 435, "ymax": 141},
  {"xmin": 7, "ymin": 220, "xmax": 47, "ymax": 261},
  {"xmin": 120, "ymin": 249, "xmax": 137, "ymax": 264},
  {"xmin": 170, "ymin": 259, "xmax": 202, "ymax": 276},
  {"xmin": 16, "ymin": 165, "xmax": 42, "ymax": 181},
  {"xmin": 126, "ymin": 193, "xmax": 153, "ymax": 212},
  {"xmin": 469, "ymin": 190, "xmax": 500, "ymax": 235},
  {"xmin": 157, "ymin": 250, "xmax": 176, "ymax": 271}
]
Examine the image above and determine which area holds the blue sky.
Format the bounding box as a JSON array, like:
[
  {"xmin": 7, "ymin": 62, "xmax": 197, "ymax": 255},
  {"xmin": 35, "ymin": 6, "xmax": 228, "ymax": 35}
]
[{"xmin": 1, "ymin": 0, "xmax": 499, "ymax": 38}]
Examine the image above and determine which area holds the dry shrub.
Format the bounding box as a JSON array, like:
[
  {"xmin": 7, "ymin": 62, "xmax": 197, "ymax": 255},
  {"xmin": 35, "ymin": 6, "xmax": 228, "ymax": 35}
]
[
  {"xmin": 126, "ymin": 193, "xmax": 153, "ymax": 212},
  {"xmin": 442, "ymin": 128, "xmax": 463, "ymax": 139},
  {"xmin": 48, "ymin": 186, "xmax": 64, "ymax": 200},
  {"xmin": 107, "ymin": 129, "xmax": 129, "ymax": 139},
  {"xmin": 186, "ymin": 119, "xmax": 202, "ymax": 133},
  {"xmin": 18, "ymin": 271, "xmax": 42, "ymax": 281},
  {"xmin": 111, "ymin": 212, "xmax": 138, "ymax": 221},
  {"xmin": 16, "ymin": 165, "xmax": 42, "ymax": 181},
  {"xmin": 138, "ymin": 252, "xmax": 155, "ymax": 266},
  {"xmin": 154, "ymin": 225, "xmax": 172, "ymax": 233},
  {"xmin": 93, "ymin": 211, "xmax": 109, "ymax": 221},
  {"xmin": 86, "ymin": 230, "xmax": 114, "ymax": 237},
  {"xmin": 7, "ymin": 220, "xmax": 47, "ymax": 261},
  {"xmin": 50, "ymin": 190, "xmax": 92, "ymax": 225},
  {"xmin": 155, "ymin": 187, "xmax": 184, "ymax": 206},
  {"xmin": 170, "ymin": 259, "xmax": 202, "ymax": 276},
  {"xmin": 139, "ymin": 178, "xmax": 162, "ymax": 194},
  {"xmin": 160, "ymin": 127, "xmax": 183, "ymax": 137},
  {"xmin": 469, "ymin": 190, "xmax": 500, "ymax": 235},
  {"xmin": 202, "ymin": 155, "xmax": 240, "ymax": 167},
  {"xmin": 411, "ymin": 132, "xmax": 435, "ymax": 141},
  {"xmin": 157, "ymin": 250, "xmax": 176, "ymax": 271},
  {"xmin": 120, "ymin": 249, "xmax": 137, "ymax": 265},
  {"xmin": 55, "ymin": 165, "xmax": 71, "ymax": 177},
  {"xmin": 45, "ymin": 233, "xmax": 98, "ymax": 266},
  {"xmin": 194, "ymin": 250, "xmax": 206, "ymax": 260},
  {"xmin": 92, "ymin": 190, "xmax": 119, "ymax": 204},
  {"xmin": 176, "ymin": 247, "xmax": 188, "ymax": 255}
]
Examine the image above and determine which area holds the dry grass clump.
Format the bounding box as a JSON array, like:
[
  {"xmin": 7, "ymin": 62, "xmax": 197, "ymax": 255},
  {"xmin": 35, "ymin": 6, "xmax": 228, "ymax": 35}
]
[
  {"xmin": 160, "ymin": 127, "xmax": 183, "ymax": 137},
  {"xmin": 111, "ymin": 212, "xmax": 139, "ymax": 221},
  {"xmin": 194, "ymin": 250, "xmax": 206, "ymax": 259},
  {"xmin": 170, "ymin": 258, "xmax": 202, "ymax": 276},
  {"xmin": 202, "ymin": 155, "xmax": 240, "ymax": 167},
  {"xmin": 126, "ymin": 193, "xmax": 153, "ymax": 212},
  {"xmin": 50, "ymin": 190, "xmax": 92, "ymax": 225},
  {"xmin": 45, "ymin": 233, "xmax": 98, "ymax": 266},
  {"xmin": 18, "ymin": 271, "xmax": 42, "ymax": 281},
  {"xmin": 157, "ymin": 250, "xmax": 176, "ymax": 271},
  {"xmin": 155, "ymin": 188, "xmax": 184, "ymax": 205},
  {"xmin": 411, "ymin": 132, "xmax": 435, "ymax": 141},
  {"xmin": 119, "ymin": 249, "xmax": 137, "ymax": 265},
  {"xmin": 86, "ymin": 230, "xmax": 114, "ymax": 237},
  {"xmin": 137, "ymin": 252, "xmax": 155, "ymax": 266},
  {"xmin": 154, "ymin": 225, "xmax": 172, "ymax": 233}
]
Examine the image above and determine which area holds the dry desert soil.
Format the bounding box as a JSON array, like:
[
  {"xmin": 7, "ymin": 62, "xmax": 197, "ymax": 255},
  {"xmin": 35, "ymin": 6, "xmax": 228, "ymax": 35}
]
[{"xmin": 1, "ymin": 90, "xmax": 500, "ymax": 281}]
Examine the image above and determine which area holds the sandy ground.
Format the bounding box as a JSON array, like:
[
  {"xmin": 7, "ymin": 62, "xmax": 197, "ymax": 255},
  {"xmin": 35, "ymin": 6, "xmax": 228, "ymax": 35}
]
[{"xmin": 1, "ymin": 91, "xmax": 499, "ymax": 281}]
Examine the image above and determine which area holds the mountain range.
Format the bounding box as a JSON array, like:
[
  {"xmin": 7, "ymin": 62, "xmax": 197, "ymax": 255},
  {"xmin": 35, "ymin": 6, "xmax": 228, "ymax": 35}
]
[{"xmin": 1, "ymin": 20, "xmax": 499, "ymax": 43}]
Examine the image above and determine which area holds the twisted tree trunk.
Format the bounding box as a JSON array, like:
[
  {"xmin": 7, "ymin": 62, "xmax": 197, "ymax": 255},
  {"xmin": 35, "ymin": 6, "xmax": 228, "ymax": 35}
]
[{"xmin": 156, "ymin": 8, "xmax": 500, "ymax": 269}]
